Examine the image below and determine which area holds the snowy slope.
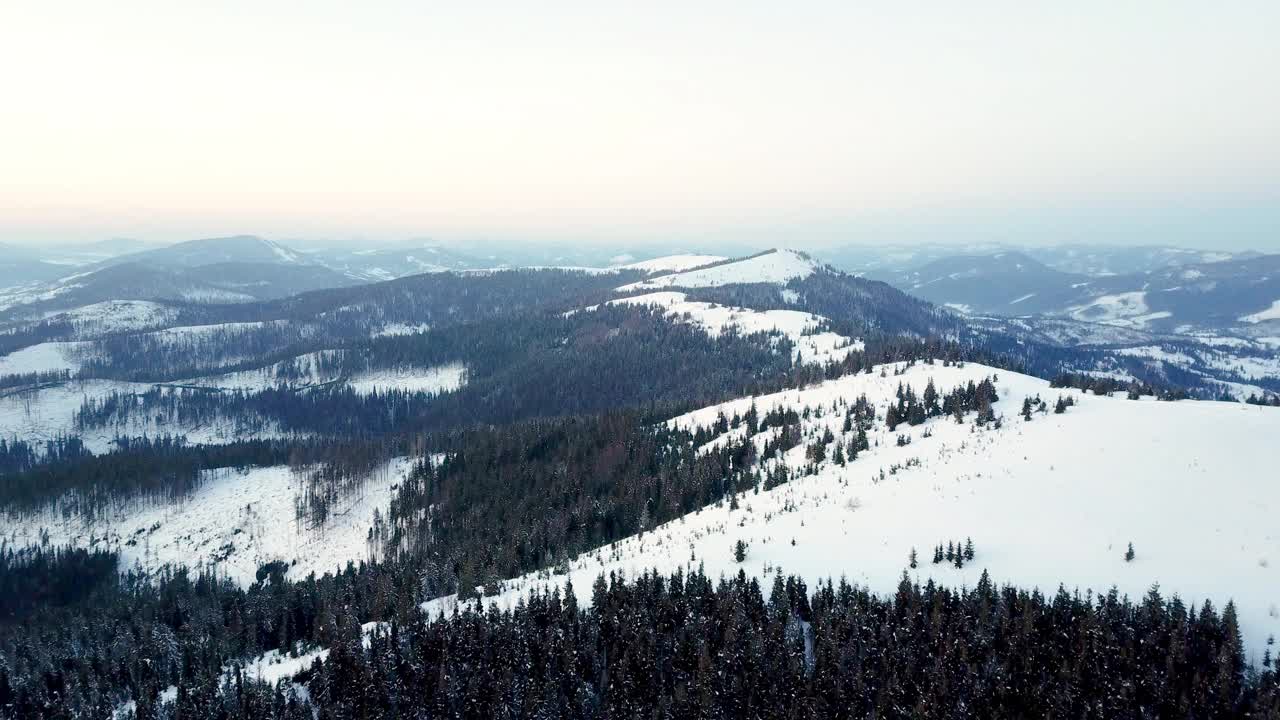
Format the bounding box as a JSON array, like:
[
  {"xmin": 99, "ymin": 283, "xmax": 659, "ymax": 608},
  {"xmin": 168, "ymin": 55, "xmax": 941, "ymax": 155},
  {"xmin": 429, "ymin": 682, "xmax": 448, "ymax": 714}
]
[
  {"xmin": 42, "ymin": 300, "xmax": 179, "ymax": 337},
  {"xmin": 1241, "ymin": 300, "xmax": 1280, "ymax": 324},
  {"xmin": 348, "ymin": 363, "xmax": 467, "ymax": 396},
  {"xmin": 0, "ymin": 341, "xmax": 93, "ymax": 376},
  {"xmin": 615, "ymin": 254, "xmax": 728, "ymax": 273},
  {"xmin": 616, "ymin": 249, "xmax": 818, "ymax": 292},
  {"xmin": 4, "ymin": 458, "xmax": 416, "ymax": 586},
  {"xmin": 176, "ymin": 350, "xmax": 348, "ymax": 392},
  {"xmin": 602, "ymin": 291, "xmax": 862, "ymax": 366},
  {"xmin": 1066, "ymin": 291, "xmax": 1172, "ymax": 328},
  {"xmin": 179, "ymin": 351, "xmax": 468, "ymax": 397},
  {"xmin": 423, "ymin": 362, "xmax": 1280, "ymax": 659},
  {"xmin": 0, "ymin": 379, "xmax": 294, "ymax": 453}
]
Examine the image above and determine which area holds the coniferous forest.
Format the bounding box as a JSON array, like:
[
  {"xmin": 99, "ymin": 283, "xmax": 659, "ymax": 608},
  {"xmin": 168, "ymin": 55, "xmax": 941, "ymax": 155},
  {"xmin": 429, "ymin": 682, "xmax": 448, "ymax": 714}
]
[{"xmin": 2, "ymin": 268, "xmax": 1279, "ymax": 718}]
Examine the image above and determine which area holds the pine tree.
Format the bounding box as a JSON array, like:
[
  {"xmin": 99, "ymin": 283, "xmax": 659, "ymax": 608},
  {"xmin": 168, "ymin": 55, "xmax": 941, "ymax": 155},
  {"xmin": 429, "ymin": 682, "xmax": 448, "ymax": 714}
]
[
  {"xmin": 946, "ymin": 542, "xmax": 955, "ymax": 562},
  {"xmin": 1125, "ymin": 542, "xmax": 1136, "ymax": 562},
  {"xmin": 908, "ymin": 547, "xmax": 918, "ymax": 569},
  {"xmin": 923, "ymin": 378, "xmax": 940, "ymax": 417},
  {"xmin": 964, "ymin": 537, "xmax": 974, "ymax": 561},
  {"xmin": 733, "ymin": 539, "xmax": 748, "ymax": 563}
]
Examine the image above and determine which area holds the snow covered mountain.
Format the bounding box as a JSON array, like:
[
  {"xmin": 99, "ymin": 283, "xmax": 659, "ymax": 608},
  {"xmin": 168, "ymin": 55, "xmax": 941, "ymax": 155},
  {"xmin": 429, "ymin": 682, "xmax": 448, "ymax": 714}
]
[{"xmin": 6, "ymin": 243, "xmax": 1280, "ymax": 715}]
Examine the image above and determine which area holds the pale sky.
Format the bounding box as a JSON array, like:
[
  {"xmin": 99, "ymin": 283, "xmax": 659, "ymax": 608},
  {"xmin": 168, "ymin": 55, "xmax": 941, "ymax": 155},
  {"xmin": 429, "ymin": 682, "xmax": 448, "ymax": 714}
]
[{"xmin": 1, "ymin": 1, "xmax": 1277, "ymax": 248}]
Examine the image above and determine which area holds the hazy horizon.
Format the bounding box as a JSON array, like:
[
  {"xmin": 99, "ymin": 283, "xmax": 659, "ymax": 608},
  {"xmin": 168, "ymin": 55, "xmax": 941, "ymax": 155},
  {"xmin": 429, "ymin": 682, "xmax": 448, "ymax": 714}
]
[{"xmin": 2, "ymin": 2, "xmax": 1277, "ymax": 251}]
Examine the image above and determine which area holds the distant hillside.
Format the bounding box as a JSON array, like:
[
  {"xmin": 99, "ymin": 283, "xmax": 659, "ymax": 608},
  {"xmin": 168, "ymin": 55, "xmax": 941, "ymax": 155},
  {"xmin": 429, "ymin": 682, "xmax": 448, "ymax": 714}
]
[{"xmin": 101, "ymin": 235, "xmax": 311, "ymax": 269}]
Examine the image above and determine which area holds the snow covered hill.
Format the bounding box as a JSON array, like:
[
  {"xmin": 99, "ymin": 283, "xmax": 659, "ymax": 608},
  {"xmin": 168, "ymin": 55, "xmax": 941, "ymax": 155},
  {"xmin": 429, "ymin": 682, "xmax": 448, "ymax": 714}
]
[
  {"xmin": 4, "ymin": 458, "xmax": 418, "ymax": 586},
  {"xmin": 616, "ymin": 249, "xmax": 820, "ymax": 292},
  {"xmin": 423, "ymin": 362, "xmax": 1280, "ymax": 659}
]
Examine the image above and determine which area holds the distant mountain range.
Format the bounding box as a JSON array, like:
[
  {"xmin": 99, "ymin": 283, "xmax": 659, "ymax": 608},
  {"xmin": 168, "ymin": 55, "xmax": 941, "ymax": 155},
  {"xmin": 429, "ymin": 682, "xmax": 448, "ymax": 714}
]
[
  {"xmin": 869, "ymin": 250, "xmax": 1280, "ymax": 334},
  {"xmin": 0, "ymin": 236, "xmax": 361, "ymax": 321},
  {"xmin": 818, "ymin": 243, "xmax": 1257, "ymax": 278},
  {"xmin": 5, "ymin": 235, "xmax": 1275, "ymax": 338}
]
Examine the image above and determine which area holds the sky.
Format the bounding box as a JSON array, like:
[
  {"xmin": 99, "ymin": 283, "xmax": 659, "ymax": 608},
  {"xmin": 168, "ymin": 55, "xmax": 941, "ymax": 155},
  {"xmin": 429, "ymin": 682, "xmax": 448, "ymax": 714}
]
[{"xmin": 1, "ymin": 1, "xmax": 1277, "ymax": 250}]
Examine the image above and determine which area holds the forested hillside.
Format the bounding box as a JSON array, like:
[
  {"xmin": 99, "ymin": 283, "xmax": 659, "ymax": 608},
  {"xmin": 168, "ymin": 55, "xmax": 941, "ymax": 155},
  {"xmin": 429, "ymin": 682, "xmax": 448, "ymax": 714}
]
[{"xmin": 1, "ymin": 252, "xmax": 1278, "ymax": 718}]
